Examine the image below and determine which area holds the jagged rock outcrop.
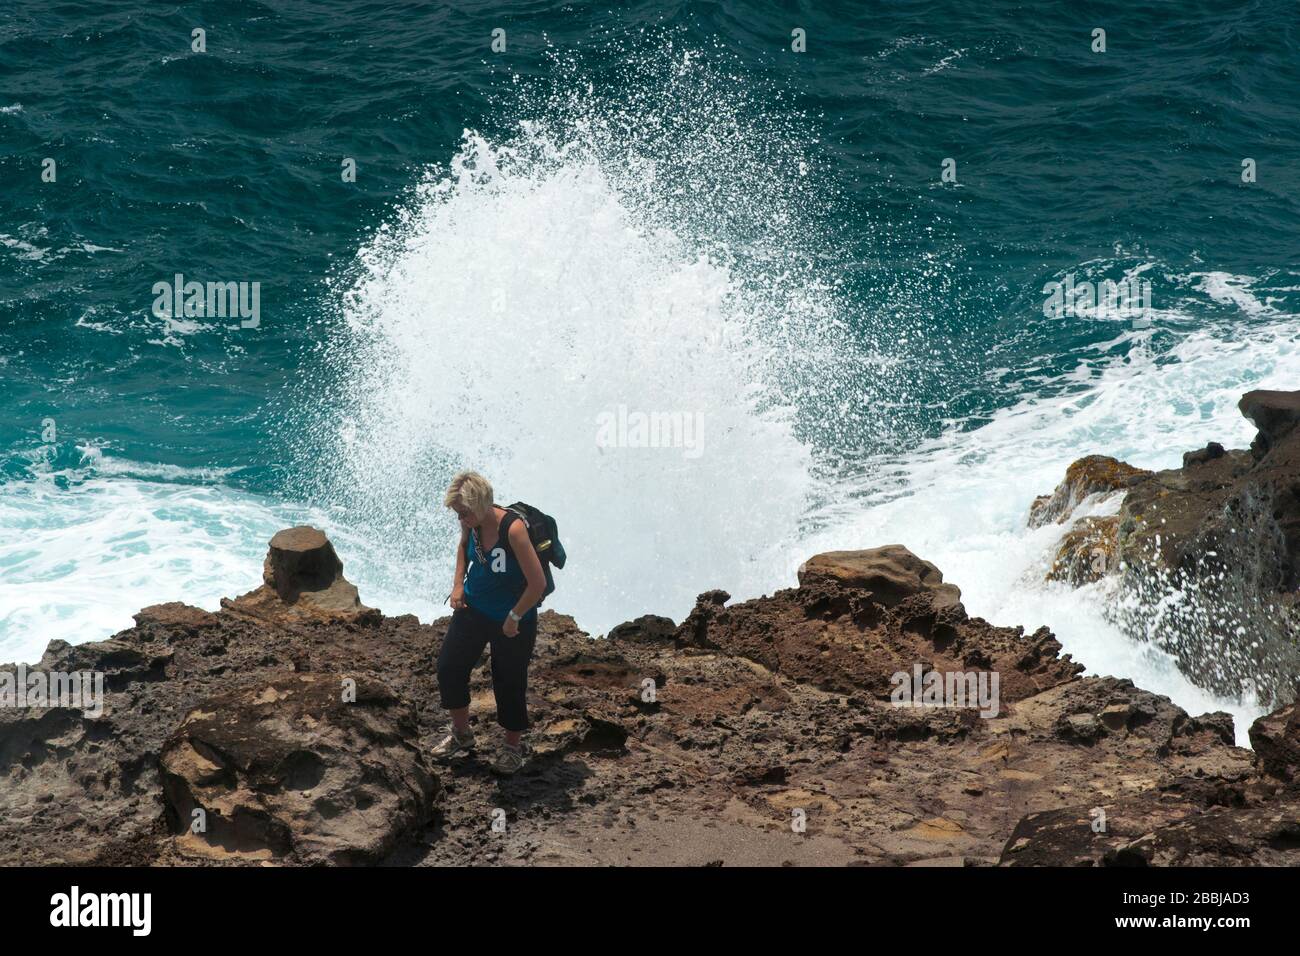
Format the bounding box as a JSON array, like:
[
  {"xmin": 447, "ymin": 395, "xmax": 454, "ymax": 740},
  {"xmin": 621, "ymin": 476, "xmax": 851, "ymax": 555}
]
[
  {"xmin": 679, "ymin": 545, "xmax": 1080, "ymax": 703},
  {"xmin": 1241, "ymin": 389, "xmax": 1300, "ymax": 461},
  {"xmin": 1000, "ymin": 781, "xmax": 1300, "ymax": 866},
  {"xmin": 3, "ymin": 530, "xmax": 1300, "ymax": 867},
  {"xmin": 1032, "ymin": 389, "xmax": 1300, "ymax": 707},
  {"xmin": 606, "ymin": 614, "xmax": 676, "ymax": 646},
  {"xmin": 222, "ymin": 525, "xmax": 376, "ymax": 625},
  {"xmin": 1249, "ymin": 701, "xmax": 1300, "ymax": 783},
  {"xmin": 1002, "ymin": 695, "xmax": 1300, "ymax": 866},
  {"xmin": 1046, "ymin": 515, "xmax": 1119, "ymax": 585},
  {"xmin": 160, "ymin": 673, "xmax": 435, "ymax": 864},
  {"xmin": 1028, "ymin": 455, "xmax": 1153, "ymax": 528}
]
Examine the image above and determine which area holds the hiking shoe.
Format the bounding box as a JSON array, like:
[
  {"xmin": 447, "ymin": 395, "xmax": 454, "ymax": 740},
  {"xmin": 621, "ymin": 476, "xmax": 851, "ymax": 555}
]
[
  {"xmin": 492, "ymin": 743, "xmax": 525, "ymax": 776},
  {"xmin": 431, "ymin": 726, "xmax": 475, "ymax": 761}
]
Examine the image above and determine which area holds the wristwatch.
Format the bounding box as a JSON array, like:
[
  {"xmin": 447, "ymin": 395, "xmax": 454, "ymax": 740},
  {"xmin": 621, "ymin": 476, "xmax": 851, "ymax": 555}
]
[{"xmin": 508, "ymin": 610, "xmax": 522, "ymax": 623}]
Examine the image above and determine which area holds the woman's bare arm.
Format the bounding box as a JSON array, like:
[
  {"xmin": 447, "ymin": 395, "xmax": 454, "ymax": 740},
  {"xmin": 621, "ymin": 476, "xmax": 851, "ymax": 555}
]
[{"xmin": 450, "ymin": 526, "xmax": 469, "ymax": 608}]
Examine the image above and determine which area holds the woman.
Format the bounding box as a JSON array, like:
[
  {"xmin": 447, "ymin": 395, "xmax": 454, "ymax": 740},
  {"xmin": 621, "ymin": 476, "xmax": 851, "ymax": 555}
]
[{"xmin": 431, "ymin": 470, "xmax": 547, "ymax": 775}]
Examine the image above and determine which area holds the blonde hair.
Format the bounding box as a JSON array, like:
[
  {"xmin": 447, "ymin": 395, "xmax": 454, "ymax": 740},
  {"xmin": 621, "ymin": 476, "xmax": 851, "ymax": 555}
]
[{"xmin": 444, "ymin": 470, "xmax": 494, "ymax": 518}]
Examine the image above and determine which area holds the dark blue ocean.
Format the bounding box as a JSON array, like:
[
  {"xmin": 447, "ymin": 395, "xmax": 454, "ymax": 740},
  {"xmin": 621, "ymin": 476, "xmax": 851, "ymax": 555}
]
[{"xmin": 2, "ymin": 1, "xmax": 1298, "ymax": 736}]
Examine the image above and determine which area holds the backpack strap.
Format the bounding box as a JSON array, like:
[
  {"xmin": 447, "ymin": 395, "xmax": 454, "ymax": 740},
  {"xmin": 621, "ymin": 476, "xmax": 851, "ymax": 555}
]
[
  {"xmin": 496, "ymin": 507, "xmax": 523, "ymax": 560},
  {"xmin": 497, "ymin": 507, "xmax": 541, "ymax": 604}
]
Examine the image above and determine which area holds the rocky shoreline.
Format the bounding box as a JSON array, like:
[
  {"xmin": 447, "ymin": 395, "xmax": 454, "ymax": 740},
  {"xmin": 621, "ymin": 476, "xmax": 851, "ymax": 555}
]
[
  {"xmin": 1035, "ymin": 389, "xmax": 1300, "ymax": 707},
  {"xmin": 2, "ymin": 391, "xmax": 1299, "ymax": 867}
]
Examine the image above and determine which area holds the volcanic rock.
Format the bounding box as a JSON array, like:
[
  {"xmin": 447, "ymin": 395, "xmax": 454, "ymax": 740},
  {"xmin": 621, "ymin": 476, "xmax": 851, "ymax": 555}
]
[
  {"xmin": 1028, "ymin": 455, "xmax": 1152, "ymax": 528},
  {"xmin": 1046, "ymin": 515, "xmax": 1119, "ymax": 585},
  {"xmin": 679, "ymin": 550, "xmax": 1078, "ymax": 703},
  {"xmin": 1249, "ymin": 702, "xmax": 1300, "ymax": 783},
  {"xmin": 1240, "ymin": 389, "xmax": 1300, "ymax": 459},
  {"xmin": 1000, "ymin": 782, "xmax": 1300, "ymax": 866},
  {"xmin": 3, "ymin": 528, "xmax": 1300, "ymax": 867},
  {"xmin": 1032, "ymin": 389, "xmax": 1300, "ymax": 706},
  {"xmin": 1183, "ymin": 442, "xmax": 1226, "ymax": 468},
  {"xmin": 796, "ymin": 545, "xmax": 962, "ymax": 609},
  {"xmin": 223, "ymin": 525, "xmax": 375, "ymax": 625},
  {"xmin": 160, "ymin": 672, "xmax": 434, "ymax": 864}
]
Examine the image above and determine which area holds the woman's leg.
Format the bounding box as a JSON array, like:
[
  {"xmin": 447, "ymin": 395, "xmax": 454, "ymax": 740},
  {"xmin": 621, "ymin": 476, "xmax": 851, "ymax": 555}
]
[
  {"xmin": 488, "ymin": 616, "xmax": 538, "ymax": 741},
  {"xmin": 448, "ymin": 707, "xmax": 471, "ymax": 732},
  {"xmin": 437, "ymin": 608, "xmax": 492, "ymax": 729}
]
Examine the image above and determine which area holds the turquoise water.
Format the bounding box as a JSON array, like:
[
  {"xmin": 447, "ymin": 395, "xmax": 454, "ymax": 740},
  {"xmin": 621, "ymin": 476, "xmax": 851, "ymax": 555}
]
[{"xmin": 2, "ymin": 1, "xmax": 1299, "ymax": 737}]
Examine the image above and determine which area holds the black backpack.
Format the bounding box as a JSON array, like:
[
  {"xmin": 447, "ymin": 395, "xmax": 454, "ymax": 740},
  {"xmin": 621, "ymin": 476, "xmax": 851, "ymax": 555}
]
[{"xmin": 498, "ymin": 501, "xmax": 566, "ymax": 603}]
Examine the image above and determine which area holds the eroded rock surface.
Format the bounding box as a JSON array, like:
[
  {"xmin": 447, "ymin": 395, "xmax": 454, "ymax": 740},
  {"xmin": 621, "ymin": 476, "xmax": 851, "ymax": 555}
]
[
  {"xmin": 1031, "ymin": 389, "xmax": 1300, "ymax": 706},
  {"xmin": 1028, "ymin": 455, "xmax": 1153, "ymax": 528},
  {"xmin": 2, "ymin": 532, "xmax": 1299, "ymax": 867},
  {"xmin": 796, "ymin": 545, "xmax": 962, "ymax": 609},
  {"xmin": 160, "ymin": 673, "xmax": 434, "ymax": 864},
  {"xmin": 223, "ymin": 525, "xmax": 376, "ymax": 625},
  {"xmin": 1046, "ymin": 515, "xmax": 1120, "ymax": 586}
]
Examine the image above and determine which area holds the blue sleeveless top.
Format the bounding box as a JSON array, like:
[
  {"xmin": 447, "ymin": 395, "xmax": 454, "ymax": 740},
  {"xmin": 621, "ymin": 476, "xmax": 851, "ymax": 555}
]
[{"xmin": 464, "ymin": 521, "xmax": 536, "ymax": 624}]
